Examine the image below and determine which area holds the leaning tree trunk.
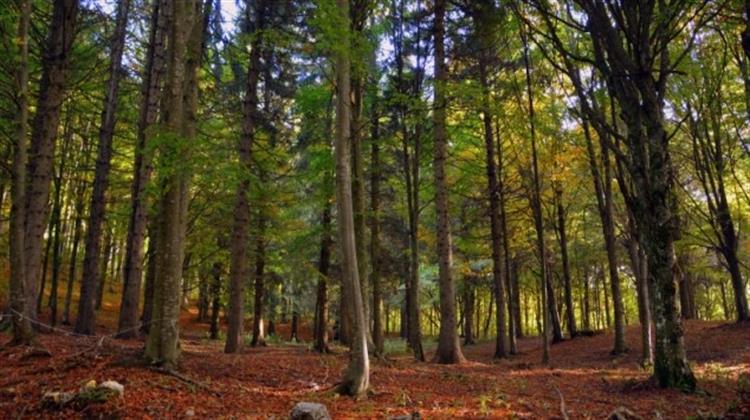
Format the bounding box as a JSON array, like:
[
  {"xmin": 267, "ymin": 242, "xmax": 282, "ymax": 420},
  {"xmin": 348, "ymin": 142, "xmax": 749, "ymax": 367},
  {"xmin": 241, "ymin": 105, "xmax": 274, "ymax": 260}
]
[
  {"xmin": 75, "ymin": 0, "xmax": 131, "ymax": 335},
  {"xmin": 23, "ymin": 0, "xmax": 79, "ymax": 321},
  {"xmin": 9, "ymin": 0, "xmax": 34, "ymax": 345},
  {"xmin": 144, "ymin": 0, "xmax": 203, "ymax": 369},
  {"xmin": 118, "ymin": 0, "xmax": 169, "ymax": 339},
  {"xmin": 333, "ymin": 0, "xmax": 369, "ymax": 396},
  {"xmin": 433, "ymin": 0, "xmax": 465, "ymax": 365}
]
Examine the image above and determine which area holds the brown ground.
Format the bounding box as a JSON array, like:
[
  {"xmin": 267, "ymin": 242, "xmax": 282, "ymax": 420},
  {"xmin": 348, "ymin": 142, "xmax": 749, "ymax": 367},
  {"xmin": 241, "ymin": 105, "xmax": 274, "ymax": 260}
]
[{"xmin": 1, "ymin": 304, "xmax": 748, "ymax": 419}]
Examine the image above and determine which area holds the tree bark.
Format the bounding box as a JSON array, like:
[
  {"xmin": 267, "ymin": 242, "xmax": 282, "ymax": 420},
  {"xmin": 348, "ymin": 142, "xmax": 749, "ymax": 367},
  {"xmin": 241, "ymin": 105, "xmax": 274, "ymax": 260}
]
[
  {"xmin": 23, "ymin": 0, "xmax": 79, "ymax": 321},
  {"xmin": 314, "ymin": 202, "xmax": 332, "ymax": 353},
  {"xmin": 118, "ymin": 0, "xmax": 170, "ymax": 339},
  {"xmin": 250, "ymin": 211, "xmax": 267, "ymax": 347},
  {"xmin": 209, "ymin": 262, "xmax": 222, "ymax": 340},
  {"xmin": 554, "ymin": 184, "xmax": 576, "ymax": 339},
  {"xmin": 521, "ymin": 21, "xmax": 550, "ymax": 364},
  {"xmin": 145, "ymin": 0, "xmax": 203, "ymax": 369},
  {"xmin": 370, "ymin": 99, "xmax": 385, "ymax": 357},
  {"xmin": 433, "ymin": 0, "xmax": 465, "ymax": 365},
  {"xmin": 333, "ymin": 0, "xmax": 369, "ymax": 396},
  {"xmin": 9, "ymin": 0, "xmax": 34, "ymax": 345},
  {"xmin": 75, "ymin": 0, "xmax": 131, "ymax": 335}
]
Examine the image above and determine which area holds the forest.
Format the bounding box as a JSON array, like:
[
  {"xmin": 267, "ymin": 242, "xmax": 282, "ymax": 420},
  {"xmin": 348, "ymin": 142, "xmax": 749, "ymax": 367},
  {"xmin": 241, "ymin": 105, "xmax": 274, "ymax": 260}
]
[{"xmin": 1, "ymin": 0, "xmax": 749, "ymax": 418}]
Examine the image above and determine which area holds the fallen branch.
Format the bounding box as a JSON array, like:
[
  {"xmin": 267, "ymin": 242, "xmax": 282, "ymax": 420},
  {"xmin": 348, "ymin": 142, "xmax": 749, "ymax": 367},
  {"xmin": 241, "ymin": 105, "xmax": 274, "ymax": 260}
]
[
  {"xmin": 553, "ymin": 384, "xmax": 569, "ymax": 420},
  {"xmin": 150, "ymin": 367, "xmax": 222, "ymax": 397}
]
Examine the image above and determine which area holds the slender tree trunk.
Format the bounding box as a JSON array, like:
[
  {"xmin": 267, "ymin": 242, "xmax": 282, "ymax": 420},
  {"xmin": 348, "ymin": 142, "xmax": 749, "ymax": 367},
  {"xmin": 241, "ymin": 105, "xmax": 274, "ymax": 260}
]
[
  {"xmin": 476, "ymin": 47, "xmax": 507, "ymax": 357},
  {"xmin": 463, "ymin": 277, "xmax": 476, "ymax": 346},
  {"xmin": 9, "ymin": 0, "xmax": 34, "ymax": 345},
  {"xmin": 24, "ymin": 0, "xmax": 79, "ymax": 321},
  {"xmin": 225, "ymin": 0, "xmax": 265, "ymax": 354},
  {"xmin": 333, "ymin": 0, "xmax": 369, "ymax": 395},
  {"xmin": 554, "ymin": 185, "xmax": 576, "ymax": 339},
  {"xmin": 118, "ymin": 0, "xmax": 169, "ymax": 339},
  {"xmin": 521, "ymin": 22, "xmax": 550, "ymax": 364},
  {"xmin": 251, "ymin": 212, "xmax": 267, "ymax": 347},
  {"xmin": 209, "ymin": 262, "xmax": 222, "ymax": 340},
  {"xmin": 432, "ymin": 0, "xmax": 465, "ymax": 365},
  {"xmin": 75, "ymin": 0, "xmax": 131, "ymax": 335},
  {"xmin": 581, "ymin": 119, "xmax": 626, "ymax": 353},
  {"xmin": 63, "ymin": 173, "xmax": 86, "ymax": 325},
  {"xmin": 370, "ymin": 101, "xmax": 384, "ymax": 357},
  {"xmin": 314, "ymin": 202, "xmax": 332, "ymax": 353}
]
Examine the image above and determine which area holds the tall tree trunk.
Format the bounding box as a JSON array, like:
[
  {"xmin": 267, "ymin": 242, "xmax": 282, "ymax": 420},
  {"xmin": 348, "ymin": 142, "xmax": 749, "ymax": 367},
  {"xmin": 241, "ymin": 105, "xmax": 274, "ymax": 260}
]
[
  {"xmin": 225, "ymin": 0, "xmax": 265, "ymax": 354},
  {"xmin": 9, "ymin": 0, "xmax": 34, "ymax": 345},
  {"xmin": 475, "ymin": 25, "xmax": 507, "ymax": 356},
  {"xmin": 118, "ymin": 0, "xmax": 169, "ymax": 339},
  {"xmin": 23, "ymin": 0, "xmax": 79, "ymax": 320},
  {"xmin": 625, "ymin": 211, "xmax": 653, "ymax": 365},
  {"xmin": 433, "ymin": 0, "xmax": 465, "ymax": 365},
  {"xmin": 48, "ymin": 134, "xmax": 71, "ymax": 327},
  {"xmin": 463, "ymin": 277, "xmax": 476, "ymax": 345},
  {"xmin": 521, "ymin": 22, "xmax": 550, "ymax": 364},
  {"xmin": 554, "ymin": 184, "xmax": 576, "ymax": 339},
  {"xmin": 581, "ymin": 118, "xmax": 626, "ymax": 353},
  {"xmin": 63, "ymin": 172, "xmax": 86, "ymax": 325},
  {"xmin": 209, "ymin": 262, "xmax": 222, "ymax": 340},
  {"xmin": 333, "ymin": 0, "xmax": 369, "ymax": 396},
  {"xmin": 370, "ymin": 100, "xmax": 384, "ymax": 357},
  {"xmin": 314, "ymin": 202, "xmax": 332, "ymax": 353},
  {"xmin": 144, "ymin": 0, "xmax": 203, "ymax": 369},
  {"xmin": 251, "ymin": 211, "xmax": 267, "ymax": 347},
  {"xmin": 75, "ymin": 0, "xmax": 131, "ymax": 335}
]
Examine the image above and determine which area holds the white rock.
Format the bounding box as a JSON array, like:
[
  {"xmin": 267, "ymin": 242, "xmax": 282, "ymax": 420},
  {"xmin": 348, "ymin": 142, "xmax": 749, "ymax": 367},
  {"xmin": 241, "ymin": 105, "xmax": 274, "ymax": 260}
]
[
  {"xmin": 99, "ymin": 380, "xmax": 125, "ymax": 397},
  {"xmin": 290, "ymin": 402, "xmax": 331, "ymax": 420}
]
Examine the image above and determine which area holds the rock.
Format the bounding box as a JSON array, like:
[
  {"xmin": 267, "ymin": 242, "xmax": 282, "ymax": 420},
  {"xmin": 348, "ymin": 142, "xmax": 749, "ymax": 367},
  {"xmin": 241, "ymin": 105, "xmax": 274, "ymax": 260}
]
[
  {"xmin": 41, "ymin": 391, "xmax": 76, "ymax": 408},
  {"xmin": 185, "ymin": 408, "xmax": 196, "ymax": 417},
  {"xmin": 607, "ymin": 407, "xmax": 643, "ymax": 420},
  {"xmin": 99, "ymin": 380, "xmax": 125, "ymax": 397},
  {"xmin": 290, "ymin": 402, "xmax": 331, "ymax": 420}
]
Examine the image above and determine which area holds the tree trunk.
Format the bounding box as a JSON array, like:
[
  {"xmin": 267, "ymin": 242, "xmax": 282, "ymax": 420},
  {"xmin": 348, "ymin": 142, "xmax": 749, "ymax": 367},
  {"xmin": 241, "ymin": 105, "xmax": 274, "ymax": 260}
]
[
  {"xmin": 209, "ymin": 262, "xmax": 222, "ymax": 340},
  {"xmin": 314, "ymin": 202, "xmax": 332, "ymax": 353},
  {"xmin": 63, "ymin": 171, "xmax": 87, "ymax": 325},
  {"xmin": 432, "ymin": 0, "xmax": 465, "ymax": 365},
  {"xmin": 370, "ymin": 100, "xmax": 384, "ymax": 357},
  {"xmin": 9, "ymin": 0, "xmax": 34, "ymax": 345},
  {"xmin": 225, "ymin": 0, "xmax": 265, "ymax": 354},
  {"xmin": 75, "ymin": 0, "xmax": 131, "ymax": 335},
  {"xmin": 145, "ymin": 0, "xmax": 203, "ymax": 370},
  {"xmin": 23, "ymin": 0, "xmax": 79, "ymax": 321},
  {"xmin": 333, "ymin": 0, "xmax": 369, "ymax": 396},
  {"xmin": 118, "ymin": 0, "xmax": 169, "ymax": 339},
  {"xmin": 251, "ymin": 212, "xmax": 267, "ymax": 347},
  {"xmin": 521, "ymin": 22, "xmax": 550, "ymax": 364},
  {"xmin": 581, "ymin": 118, "xmax": 626, "ymax": 353},
  {"xmin": 554, "ymin": 185, "xmax": 576, "ymax": 339},
  {"xmin": 463, "ymin": 278, "xmax": 476, "ymax": 346}
]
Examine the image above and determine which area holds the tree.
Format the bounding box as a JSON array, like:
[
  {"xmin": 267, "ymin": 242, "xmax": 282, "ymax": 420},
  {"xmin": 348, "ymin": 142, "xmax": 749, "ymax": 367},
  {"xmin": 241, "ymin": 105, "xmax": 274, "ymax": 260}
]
[
  {"xmin": 23, "ymin": 0, "xmax": 79, "ymax": 321},
  {"xmin": 9, "ymin": 0, "xmax": 34, "ymax": 345},
  {"xmin": 332, "ymin": 0, "xmax": 369, "ymax": 397},
  {"xmin": 76, "ymin": 0, "xmax": 132, "ymax": 335},
  {"xmin": 118, "ymin": 0, "xmax": 169, "ymax": 339},
  {"xmin": 433, "ymin": 0, "xmax": 465, "ymax": 365},
  {"xmin": 144, "ymin": 0, "xmax": 203, "ymax": 369},
  {"xmin": 225, "ymin": 0, "xmax": 267, "ymax": 354}
]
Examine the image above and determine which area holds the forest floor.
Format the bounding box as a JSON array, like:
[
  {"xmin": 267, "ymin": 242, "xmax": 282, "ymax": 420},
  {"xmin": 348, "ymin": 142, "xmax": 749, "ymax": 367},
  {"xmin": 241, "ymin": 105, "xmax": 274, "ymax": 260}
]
[{"xmin": 1, "ymin": 303, "xmax": 749, "ymax": 419}]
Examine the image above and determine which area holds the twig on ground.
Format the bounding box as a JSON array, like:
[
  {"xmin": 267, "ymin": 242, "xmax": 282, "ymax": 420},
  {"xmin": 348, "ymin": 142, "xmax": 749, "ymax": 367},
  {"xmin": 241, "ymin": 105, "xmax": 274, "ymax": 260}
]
[
  {"xmin": 150, "ymin": 367, "xmax": 222, "ymax": 397},
  {"xmin": 553, "ymin": 384, "xmax": 569, "ymax": 420}
]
